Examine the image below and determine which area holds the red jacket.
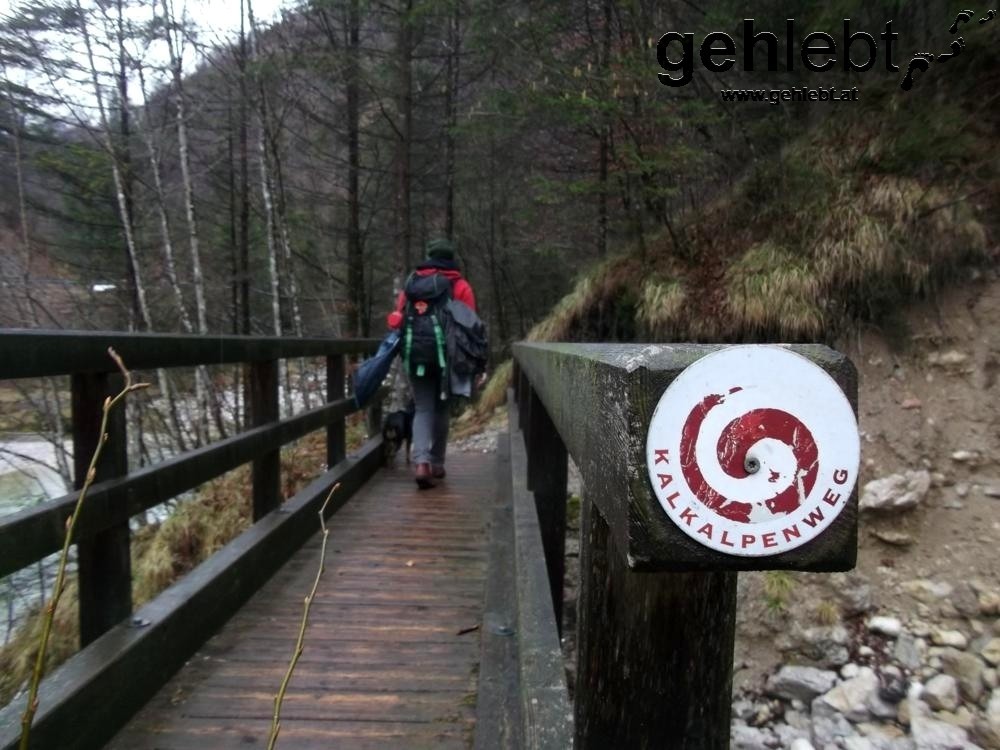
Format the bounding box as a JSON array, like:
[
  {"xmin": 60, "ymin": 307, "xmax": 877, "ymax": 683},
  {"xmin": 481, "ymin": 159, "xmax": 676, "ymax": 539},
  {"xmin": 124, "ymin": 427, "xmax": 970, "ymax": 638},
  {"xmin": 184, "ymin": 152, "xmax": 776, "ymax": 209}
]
[{"xmin": 386, "ymin": 265, "xmax": 476, "ymax": 330}]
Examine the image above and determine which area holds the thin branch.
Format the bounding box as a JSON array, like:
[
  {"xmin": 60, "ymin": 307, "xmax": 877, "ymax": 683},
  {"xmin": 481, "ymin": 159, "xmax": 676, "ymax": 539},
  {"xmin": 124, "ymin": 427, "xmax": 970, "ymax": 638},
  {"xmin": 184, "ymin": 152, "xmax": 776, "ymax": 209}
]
[
  {"xmin": 267, "ymin": 482, "xmax": 340, "ymax": 750},
  {"xmin": 18, "ymin": 348, "xmax": 149, "ymax": 750}
]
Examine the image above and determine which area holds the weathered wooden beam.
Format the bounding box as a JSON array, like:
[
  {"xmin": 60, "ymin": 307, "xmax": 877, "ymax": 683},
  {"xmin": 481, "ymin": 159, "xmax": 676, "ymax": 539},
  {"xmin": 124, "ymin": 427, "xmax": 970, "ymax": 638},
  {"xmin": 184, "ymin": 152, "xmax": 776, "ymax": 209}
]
[
  {"xmin": 473, "ymin": 429, "xmax": 523, "ymax": 750},
  {"xmin": 526, "ymin": 387, "xmax": 568, "ymax": 632},
  {"xmin": 512, "ymin": 343, "xmax": 858, "ymax": 572},
  {"xmin": 0, "ymin": 330, "xmax": 380, "ymax": 379},
  {"xmin": 0, "ymin": 396, "xmax": 358, "ymax": 579},
  {"xmin": 72, "ymin": 372, "xmax": 131, "ymax": 646},
  {"xmin": 508, "ymin": 396, "xmax": 574, "ymax": 749},
  {"xmin": 574, "ymin": 493, "xmax": 737, "ymax": 749},
  {"xmin": 326, "ymin": 355, "xmax": 346, "ymax": 468},
  {"xmin": 0, "ymin": 437, "xmax": 384, "ymax": 750},
  {"xmin": 249, "ymin": 360, "xmax": 280, "ymax": 520}
]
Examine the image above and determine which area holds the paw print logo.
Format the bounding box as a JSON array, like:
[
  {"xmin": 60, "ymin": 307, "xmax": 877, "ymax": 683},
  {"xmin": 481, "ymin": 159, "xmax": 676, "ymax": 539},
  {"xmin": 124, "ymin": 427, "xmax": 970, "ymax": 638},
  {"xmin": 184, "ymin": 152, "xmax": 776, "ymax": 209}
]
[{"xmin": 414, "ymin": 301, "xmax": 428, "ymax": 315}]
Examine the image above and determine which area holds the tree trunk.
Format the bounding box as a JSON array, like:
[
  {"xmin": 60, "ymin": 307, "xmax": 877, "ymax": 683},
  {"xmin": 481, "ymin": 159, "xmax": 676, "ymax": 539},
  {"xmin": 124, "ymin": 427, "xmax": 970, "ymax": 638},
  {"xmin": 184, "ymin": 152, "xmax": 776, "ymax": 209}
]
[
  {"xmin": 77, "ymin": 0, "xmax": 152, "ymax": 332},
  {"xmin": 239, "ymin": 0, "xmax": 251, "ymax": 337},
  {"xmin": 395, "ymin": 0, "xmax": 413, "ymax": 274},
  {"xmin": 444, "ymin": 0, "xmax": 460, "ymax": 240},
  {"xmin": 346, "ymin": 0, "xmax": 365, "ymax": 337},
  {"xmin": 248, "ymin": 0, "xmax": 293, "ymax": 418}
]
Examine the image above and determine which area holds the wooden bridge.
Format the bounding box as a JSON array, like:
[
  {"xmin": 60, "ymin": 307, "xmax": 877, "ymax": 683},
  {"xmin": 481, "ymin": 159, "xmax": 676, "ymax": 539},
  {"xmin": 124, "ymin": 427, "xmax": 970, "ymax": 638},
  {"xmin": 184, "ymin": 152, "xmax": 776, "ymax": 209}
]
[{"xmin": 0, "ymin": 332, "xmax": 858, "ymax": 750}]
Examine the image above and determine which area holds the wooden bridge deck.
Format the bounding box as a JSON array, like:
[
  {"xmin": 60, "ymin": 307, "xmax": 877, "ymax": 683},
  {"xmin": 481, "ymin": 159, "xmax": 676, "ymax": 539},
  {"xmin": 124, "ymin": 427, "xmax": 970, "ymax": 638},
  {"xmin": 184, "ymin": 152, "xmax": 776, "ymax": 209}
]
[{"xmin": 107, "ymin": 452, "xmax": 492, "ymax": 750}]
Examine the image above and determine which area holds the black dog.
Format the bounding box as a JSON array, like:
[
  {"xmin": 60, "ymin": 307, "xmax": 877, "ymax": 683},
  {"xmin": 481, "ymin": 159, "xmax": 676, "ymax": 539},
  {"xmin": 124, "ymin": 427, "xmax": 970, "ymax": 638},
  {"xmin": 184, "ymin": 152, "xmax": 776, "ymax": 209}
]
[{"xmin": 382, "ymin": 402, "xmax": 414, "ymax": 464}]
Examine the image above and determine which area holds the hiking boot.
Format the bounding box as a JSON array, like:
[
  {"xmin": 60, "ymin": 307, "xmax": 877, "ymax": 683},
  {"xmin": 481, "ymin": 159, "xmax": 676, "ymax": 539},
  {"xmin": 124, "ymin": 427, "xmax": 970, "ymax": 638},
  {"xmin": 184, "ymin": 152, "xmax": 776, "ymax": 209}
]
[
  {"xmin": 415, "ymin": 463, "xmax": 435, "ymax": 489},
  {"xmin": 432, "ymin": 465, "xmax": 446, "ymax": 479}
]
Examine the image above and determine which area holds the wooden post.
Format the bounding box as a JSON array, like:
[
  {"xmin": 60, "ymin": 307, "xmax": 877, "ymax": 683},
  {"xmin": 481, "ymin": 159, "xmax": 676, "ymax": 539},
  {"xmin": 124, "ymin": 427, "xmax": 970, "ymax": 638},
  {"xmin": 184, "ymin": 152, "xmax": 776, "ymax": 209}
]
[
  {"xmin": 249, "ymin": 360, "xmax": 280, "ymax": 520},
  {"xmin": 327, "ymin": 354, "xmax": 346, "ymax": 468},
  {"xmin": 72, "ymin": 371, "xmax": 130, "ymax": 646},
  {"xmin": 512, "ymin": 342, "xmax": 860, "ymax": 749},
  {"xmin": 526, "ymin": 387, "xmax": 567, "ymax": 632},
  {"xmin": 575, "ymin": 493, "xmax": 737, "ymax": 748}
]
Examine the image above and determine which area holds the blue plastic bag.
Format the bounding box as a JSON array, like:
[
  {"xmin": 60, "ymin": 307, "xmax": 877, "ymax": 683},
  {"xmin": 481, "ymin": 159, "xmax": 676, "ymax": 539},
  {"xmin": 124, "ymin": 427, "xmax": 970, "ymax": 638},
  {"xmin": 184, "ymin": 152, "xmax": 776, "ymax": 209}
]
[{"xmin": 352, "ymin": 331, "xmax": 402, "ymax": 409}]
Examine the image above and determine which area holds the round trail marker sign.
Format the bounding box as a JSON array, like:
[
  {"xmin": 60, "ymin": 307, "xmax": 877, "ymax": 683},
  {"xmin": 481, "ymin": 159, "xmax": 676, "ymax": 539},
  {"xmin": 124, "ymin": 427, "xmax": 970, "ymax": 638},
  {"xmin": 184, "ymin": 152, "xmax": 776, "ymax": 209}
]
[{"xmin": 645, "ymin": 346, "xmax": 860, "ymax": 557}]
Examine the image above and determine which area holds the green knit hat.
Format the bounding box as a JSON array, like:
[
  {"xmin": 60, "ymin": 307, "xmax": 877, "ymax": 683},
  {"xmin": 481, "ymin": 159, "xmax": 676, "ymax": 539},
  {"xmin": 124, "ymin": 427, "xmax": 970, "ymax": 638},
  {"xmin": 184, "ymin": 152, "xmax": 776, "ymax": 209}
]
[{"xmin": 426, "ymin": 238, "xmax": 455, "ymax": 260}]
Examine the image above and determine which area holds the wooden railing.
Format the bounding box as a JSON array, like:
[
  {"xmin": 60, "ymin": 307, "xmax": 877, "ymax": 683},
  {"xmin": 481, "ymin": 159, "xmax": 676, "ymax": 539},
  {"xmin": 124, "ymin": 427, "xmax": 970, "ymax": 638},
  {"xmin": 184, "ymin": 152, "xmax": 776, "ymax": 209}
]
[
  {"xmin": 509, "ymin": 342, "xmax": 859, "ymax": 750},
  {"xmin": 0, "ymin": 330, "xmax": 385, "ymax": 750}
]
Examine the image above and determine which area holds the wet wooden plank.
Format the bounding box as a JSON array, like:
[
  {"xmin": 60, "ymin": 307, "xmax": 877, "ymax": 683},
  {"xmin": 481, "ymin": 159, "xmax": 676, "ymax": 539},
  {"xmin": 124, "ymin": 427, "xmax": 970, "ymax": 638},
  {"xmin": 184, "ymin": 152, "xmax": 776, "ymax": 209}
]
[{"xmin": 105, "ymin": 452, "xmax": 492, "ymax": 750}]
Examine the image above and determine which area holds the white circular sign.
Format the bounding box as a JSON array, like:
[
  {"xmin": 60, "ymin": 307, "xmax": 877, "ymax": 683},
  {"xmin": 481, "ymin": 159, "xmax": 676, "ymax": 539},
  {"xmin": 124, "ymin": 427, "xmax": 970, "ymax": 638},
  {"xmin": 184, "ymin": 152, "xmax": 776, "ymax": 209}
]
[{"xmin": 645, "ymin": 347, "xmax": 860, "ymax": 557}]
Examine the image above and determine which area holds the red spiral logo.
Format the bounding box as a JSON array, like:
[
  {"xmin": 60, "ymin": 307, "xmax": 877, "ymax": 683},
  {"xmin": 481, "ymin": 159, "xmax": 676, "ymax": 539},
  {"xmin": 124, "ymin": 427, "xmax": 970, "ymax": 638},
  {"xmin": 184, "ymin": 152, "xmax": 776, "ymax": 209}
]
[{"xmin": 679, "ymin": 388, "xmax": 819, "ymax": 523}]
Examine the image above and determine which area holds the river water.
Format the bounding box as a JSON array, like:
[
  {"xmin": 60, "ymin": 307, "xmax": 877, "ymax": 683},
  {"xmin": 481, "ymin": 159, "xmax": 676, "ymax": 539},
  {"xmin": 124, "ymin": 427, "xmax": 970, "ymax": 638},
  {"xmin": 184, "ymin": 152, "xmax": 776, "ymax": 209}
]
[{"xmin": 0, "ymin": 436, "xmax": 70, "ymax": 645}]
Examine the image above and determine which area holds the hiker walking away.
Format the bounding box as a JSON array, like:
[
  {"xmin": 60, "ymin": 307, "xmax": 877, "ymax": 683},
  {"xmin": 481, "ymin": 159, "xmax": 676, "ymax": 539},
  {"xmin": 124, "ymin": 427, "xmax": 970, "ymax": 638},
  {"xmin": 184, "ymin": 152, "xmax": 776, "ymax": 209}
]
[{"xmin": 386, "ymin": 239, "xmax": 483, "ymax": 488}]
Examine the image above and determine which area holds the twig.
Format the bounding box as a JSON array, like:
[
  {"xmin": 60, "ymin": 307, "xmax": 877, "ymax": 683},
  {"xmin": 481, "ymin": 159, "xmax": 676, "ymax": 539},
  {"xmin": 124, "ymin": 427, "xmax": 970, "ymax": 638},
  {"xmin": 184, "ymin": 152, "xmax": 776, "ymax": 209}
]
[
  {"xmin": 267, "ymin": 482, "xmax": 340, "ymax": 750},
  {"xmin": 18, "ymin": 348, "xmax": 149, "ymax": 750}
]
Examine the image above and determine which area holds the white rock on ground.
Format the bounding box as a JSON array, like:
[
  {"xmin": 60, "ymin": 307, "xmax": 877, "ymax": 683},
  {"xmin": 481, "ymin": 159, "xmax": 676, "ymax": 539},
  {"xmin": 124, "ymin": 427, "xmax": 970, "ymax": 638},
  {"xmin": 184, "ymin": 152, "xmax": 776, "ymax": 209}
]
[
  {"xmin": 921, "ymin": 674, "xmax": 959, "ymax": 712},
  {"xmin": 910, "ymin": 712, "xmax": 974, "ymax": 750},
  {"xmin": 767, "ymin": 665, "xmax": 840, "ymax": 702},
  {"xmin": 940, "ymin": 648, "xmax": 985, "ymax": 703},
  {"xmin": 930, "ymin": 630, "xmax": 969, "ymax": 649},
  {"xmin": 811, "ymin": 698, "xmax": 858, "ymax": 748},
  {"xmin": 903, "ymin": 580, "xmax": 954, "ymax": 604},
  {"xmin": 797, "ymin": 624, "xmax": 852, "ymax": 667},
  {"xmin": 981, "ymin": 639, "xmax": 1000, "ymax": 667},
  {"xmin": 861, "ymin": 470, "xmax": 931, "ymax": 511},
  {"xmin": 730, "ymin": 723, "xmax": 774, "ymax": 750},
  {"xmin": 870, "ymin": 616, "xmax": 904, "ymax": 638}
]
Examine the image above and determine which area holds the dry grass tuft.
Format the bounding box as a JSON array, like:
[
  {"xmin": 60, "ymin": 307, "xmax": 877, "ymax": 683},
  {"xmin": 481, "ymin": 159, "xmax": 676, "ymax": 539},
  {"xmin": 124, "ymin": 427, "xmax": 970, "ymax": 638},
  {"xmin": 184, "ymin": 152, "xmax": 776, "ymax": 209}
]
[
  {"xmin": 0, "ymin": 583, "xmax": 79, "ymax": 707},
  {"xmin": 724, "ymin": 242, "xmax": 824, "ymax": 340},
  {"xmin": 636, "ymin": 275, "xmax": 687, "ymax": 339}
]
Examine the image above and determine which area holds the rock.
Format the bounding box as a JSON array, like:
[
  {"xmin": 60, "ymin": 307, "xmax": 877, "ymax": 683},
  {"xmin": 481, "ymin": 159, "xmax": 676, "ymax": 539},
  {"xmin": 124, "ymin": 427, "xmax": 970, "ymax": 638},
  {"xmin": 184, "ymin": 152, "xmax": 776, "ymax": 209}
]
[
  {"xmin": 929, "ymin": 350, "xmax": 969, "ymax": 366},
  {"xmin": 895, "ymin": 634, "xmax": 929, "ymax": 671},
  {"xmin": 731, "ymin": 723, "xmax": 774, "ymax": 750},
  {"xmin": 749, "ymin": 700, "xmax": 777, "ymax": 726},
  {"xmin": 986, "ymin": 688, "xmax": 1000, "ymax": 719},
  {"xmin": 844, "ymin": 738, "xmax": 877, "ymax": 750},
  {"xmin": 951, "ymin": 449, "xmax": 978, "ymax": 462},
  {"xmin": 904, "ymin": 580, "xmax": 955, "ymax": 605},
  {"xmin": 857, "ymin": 722, "xmax": 910, "ymax": 745},
  {"xmin": 861, "ymin": 471, "xmax": 932, "ymax": 511},
  {"xmin": 972, "ymin": 718, "xmax": 1000, "ymax": 750},
  {"xmin": 870, "ymin": 616, "xmax": 904, "ymax": 638},
  {"xmin": 811, "ymin": 697, "xmax": 858, "ymax": 746},
  {"xmin": 902, "ymin": 398, "xmax": 922, "ymax": 409},
  {"xmin": 953, "ymin": 583, "xmax": 984, "ymax": 618},
  {"xmin": 956, "ymin": 483, "xmax": 971, "ymax": 498},
  {"xmin": 798, "ymin": 625, "xmax": 851, "ymax": 668},
  {"xmin": 844, "ymin": 663, "xmax": 862, "ymax": 679},
  {"xmin": 937, "ymin": 706, "xmax": 975, "ymax": 730},
  {"xmin": 873, "ymin": 529, "xmax": 915, "ymax": 546},
  {"xmin": 981, "ymin": 592, "xmax": 1000, "ymax": 617},
  {"xmin": 832, "ymin": 573, "xmax": 876, "ymax": 616},
  {"xmin": 931, "ymin": 630, "xmax": 969, "ymax": 649},
  {"xmin": 774, "ymin": 724, "xmax": 811, "ymax": 746},
  {"xmin": 977, "ymin": 693, "xmax": 1000, "ymax": 747},
  {"xmin": 984, "ymin": 484, "xmax": 1000, "ymax": 499},
  {"xmin": 880, "ymin": 668, "xmax": 911, "ymax": 705},
  {"xmin": 940, "ymin": 648, "xmax": 985, "ymax": 703},
  {"xmin": 732, "ymin": 698, "xmax": 756, "ymax": 721},
  {"xmin": 767, "ymin": 665, "xmax": 840, "ymax": 702},
  {"xmin": 985, "ymin": 669, "xmax": 999, "ymax": 690},
  {"xmin": 789, "ymin": 738, "xmax": 816, "ymax": 750},
  {"xmin": 922, "ymin": 674, "xmax": 960, "ymax": 711},
  {"xmin": 982, "ymin": 640, "xmax": 1000, "ymax": 667},
  {"xmin": 816, "ymin": 667, "xmax": 881, "ymax": 722},
  {"xmin": 910, "ymin": 713, "xmax": 973, "ymax": 749}
]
